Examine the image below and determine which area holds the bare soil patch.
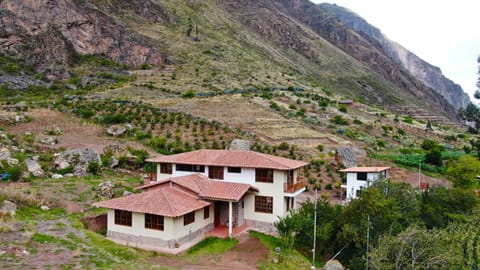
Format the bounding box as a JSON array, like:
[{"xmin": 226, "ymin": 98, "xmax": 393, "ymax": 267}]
[
  {"xmin": 151, "ymin": 233, "xmax": 268, "ymax": 270},
  {"xmin": 6, "ymin": 108, "xmax": 151, "ymax": 153}
]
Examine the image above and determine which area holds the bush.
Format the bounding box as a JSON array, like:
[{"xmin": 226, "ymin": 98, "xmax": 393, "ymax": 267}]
[
  {"xmin": 339, "ymin": 105, "xmax": 348, "ymax": 113},
  {"xmin": 87, "ymin": 161, "xmax": 100, "ymax": 175},
  {"xmin": 330, "ymin": 115, "xmax": 348, "ymax": 125},
  {"xmin": 6, "ymin": 165, "xmax": 23, "ymax": 182},
  {"xmin": 278, "ymin": 142, "xmax": 290, "ymax": 151},
  {"xmin": 425, "ymin": 149, "xmax": 442, "ymax": 166},
  {"xmin": 317, "ymin": 144, "xmax": 324, "ymax": 152},
  {"xmin": 421, "ymin": 139, "xmax": 441, "ymax": 151},
  {"xmin": 182, "ymin": 90, "xmax": 196, "ymax": 98}
]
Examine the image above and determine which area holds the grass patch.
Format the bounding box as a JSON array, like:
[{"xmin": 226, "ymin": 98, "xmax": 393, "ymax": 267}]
[
  {"xmin": 186, "ymin": 236, "xmax": 238, "ymax": 256},
  {"xmin": 249, "ymin": 231, "xmax": 311, "ymax": 270}
]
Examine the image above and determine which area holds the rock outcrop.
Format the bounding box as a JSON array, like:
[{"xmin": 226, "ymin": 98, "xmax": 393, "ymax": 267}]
[
  {"xmin": 0, "ymin": 0, "xmax": 167, "ymax": 70},
  {"xmin": 54, "ymin": 148, "xmax": 101, "ymax": 176},
  {"xmin": 25, "ymin": 158, "xmax": 44, "ymax": 177}
]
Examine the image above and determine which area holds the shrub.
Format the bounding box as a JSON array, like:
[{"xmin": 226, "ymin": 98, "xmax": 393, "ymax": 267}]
[
  {"xmin": 421, "ymin": 139, "xmax": 441, "ymax": 151},
  {"xmin": 339, "ymin": 105, "xmax": 348, "ymax": 113},
  {"xmin": 182, "ymin": 90, "xmax": 196, "ymax": 98},
  {"xmin": 6, "ymin": 165, "xmax": 23, "ymax": 182},
  {"xmin": 403, "ymin": 116, "xmax": 414, "ymax": 124},
  {"xmin": 87, "ymin": 161, "xmax": 100, "ymax": 175},
  {"xmin": 330, "ymin": 115, "xmax": 348, "ymax": 125},
  {"xmin": 278, "ymin": 142, "xmax": 290, "ymax": 151},
  {"xmin": 425, "ymin": 149, "xmax": 442, "ymax": 166}
]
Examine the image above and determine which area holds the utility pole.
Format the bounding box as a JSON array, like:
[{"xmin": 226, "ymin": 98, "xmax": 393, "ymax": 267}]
[
  {"xmin": 366, "ymin": 215, "xmax": 370, "ymax": 270},
  {"xmin": 418, "ymin": 160, "xmax": 422, "ymax": 189},
  {"xmin": 311, "ymin": 189, "xmax": 318, "ymax": 270}
]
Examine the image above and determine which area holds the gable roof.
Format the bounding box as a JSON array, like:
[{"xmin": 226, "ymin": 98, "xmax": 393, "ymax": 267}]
[
  {"xmin": 339, "ymin": 166, "xmax": 390, "ymax": 173},
  {"xmin": 145, "ymin": 149, "xmax": 308, "ymax": 170},
  {"xmin": 95, "ymin": 174, "xmax": 257, "ymax": 216},
  {"xmin": 136, "ymin": 174, "xmax": 258, "ymax": 202},
  {"xmin": 93, "ymin": 185, "xmax": 209, "ymax": 217}
]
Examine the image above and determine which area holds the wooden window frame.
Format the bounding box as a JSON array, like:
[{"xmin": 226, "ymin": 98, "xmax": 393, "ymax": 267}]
[
  {"xmin": 208, "ymin": 166, "xmax": 224, "ymax": 180},
  {"xmin": 203, "ymin": 206, "xmax": 210, "ymax": 219},
  {"xmin": 160, "ymin": 163, "xmax": 172, "ymax": 174},
  {"xmin": 255, "ymin": 169, "xmax": 274, "ymax": 183},
  {"xmin": 184, "ymin": 211, "xmax": 195, "ymax": 226},
  {"xmin": 114, "ymin": 209, "xmax": 132, "ymax": 226},
  {"xmin": 145, "ymin": 213, "xmax": 164, "ymax": 231},
  {"xmin": 176, "ymin": 164, "xmax": 205, "ymax": 173},
  {"xmin": 255, "ymin": 195, "xmax": 273, "ymax": 213},
  {"xmin": 227, "ymin": 167, "xmax": 242, "ymax": 173},
  {"xmin": 357, "ymin": 172, "xmax": 368, "ymax": 181}
]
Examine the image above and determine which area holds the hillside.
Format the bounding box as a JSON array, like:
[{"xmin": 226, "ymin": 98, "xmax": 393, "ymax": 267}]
[
  {"xmin": 318, "ymin": 3, "xmax": 471, "ymax": 110},
  {"xmin": 0, "ymin": 0, "xmax": 467, "ymax": 121}
]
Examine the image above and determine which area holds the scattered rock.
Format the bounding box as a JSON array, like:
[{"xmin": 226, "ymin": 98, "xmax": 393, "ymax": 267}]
[
  {"xmin": 107, "ymin": 125, "xmax": 127, "ymax": 136},
  {"xmin": 0, "ymin": 200, "xmax": 18, "ymax": 216},
  {"xmin": 14, "ymin": 113, "xmax": 26, "ymax": 123},
  {"xmin": 123, "ymin": 190, "xmax": 133, "ymax": 196},
  {"xmin": 25, "ymin": 158, "xmax": 44, "ymax": 177},
  {"xmin": 51, "ymin": 174, "xmax": 63, "ymax": 179},
  {"xmin": 108, "ymin": 156, "xmax": 119, "ymax": 168},
  {"xmin": 0, "ymin": 148, "xmax": 11, "ymax": 160},
  {"xmin": 40, "ymin": 205, "xmax": 50, "ymax": 211},
  {"xmin": 6, "ymin": 158, "xmax": 19, "ymax": 165},
  {"xmin": 229, "ymin": 139, "xmax": 251, "ymax": 151},
  {"xmin": 103, "ymin": 144, "xmax": 127, "ymax": 156},
  {"xmin": 124, "ymin": 123, "xmax": 134, "ymax": 130},
  {"xmin": 335, "ymin": 146, "xmax": 357, "ymax": 167},
  {"xmin": 40, "ymin": 136, "xmax": 57, "ymax": 145},
  {"xmin": 64, "ymin": 173, "xmax": 75, "ymax": 178},
  {"xmin": 14, "ymin": 101, "xmax": 27, "ymax": 111},
  {"xmin": 54, "ymin": 148, "xmax": 101, "ymax": 176},
  {"xmin": 97, "ymin": 181, "xmax": 115, "ymax": 199},
  {"xmin": 323, "ymin": 259, "xmax": 345, "ymax": 270}
]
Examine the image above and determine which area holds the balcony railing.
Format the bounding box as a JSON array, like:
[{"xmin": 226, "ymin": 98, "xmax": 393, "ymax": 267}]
[{"xmin": 284, "ymin": 177, "xmax": 307, "ymax": 193}]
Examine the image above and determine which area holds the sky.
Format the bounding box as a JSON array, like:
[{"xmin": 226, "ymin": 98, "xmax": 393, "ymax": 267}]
[{"xmin": 311, "ymin": 0, "xmax": 480, "ymax": 101}]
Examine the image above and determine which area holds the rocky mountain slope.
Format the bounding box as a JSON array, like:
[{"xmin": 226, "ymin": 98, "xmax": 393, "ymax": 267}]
[
  {"xmin": 0, "ymin": 0, "xmax": 466, "ymax": 121},
  {"xmin": 318, "ymin": 3, "xmax": 470, "ymax": 110}
]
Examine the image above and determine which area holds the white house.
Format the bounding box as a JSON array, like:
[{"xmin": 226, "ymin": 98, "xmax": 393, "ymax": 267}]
[
  {"xmin": 94, "ymin": 149, "xmax": 308, "ymax": 251},
  {"xmin": 339, "ymin": 166, "xmax": 390, "ymax": 201}
]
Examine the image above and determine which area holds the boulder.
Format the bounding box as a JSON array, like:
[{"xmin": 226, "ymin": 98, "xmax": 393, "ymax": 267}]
[
  {"xmin": 103, "ymin": 144, "xmax": 127, "ymax": 156},
  {"xmin": 40, "ymin": 137, "xmax": 57, "ymax": 145},
  {"xmin": 0, "ymin": 200, "xmax": 18, "ymax": 216},
  {"xmin": 0, "ymin": 148, "xmax": 11, "ymax": 160},
  {"xmin": 14, "ymin": 114, "xmax": 26, "ymax": 123},
  {"xmin": 25, "ymin": 158, "xmax": 44, "ymax": 177},
  {"xmin": 108, "ymin": 156, "xmax": 119, "ymax": 168},
  {"xmin": 40, "ymin": 205, "xmax": 50, "ymax": 211},
  {"xmin": 323, "ymin": 259, "xmax": 345, "ymax": 270},
  {"xmin": 97, "ymin": 181, "xmax": 115, "ymax": 199},
  {"xmin": 107, "ymin": 125, "xmax": 127, "ymax": 136},
  {"xmin": 54, "ymin": 148, "xmax": 101, "ymax": 176},
  {"xmin": 6, "ymin": 158, "xmax": 19, "ymax": 165},
  {"xmin": 51, "ymin": 174, "xmax": 63, "ymax": 179},
  {"xmin": 229, "ymin": 139, "xmax": 251, "ymax": 151},
  {"xmin": 335, "ymin": 146, "xmax": 357, "ymax": 168}
]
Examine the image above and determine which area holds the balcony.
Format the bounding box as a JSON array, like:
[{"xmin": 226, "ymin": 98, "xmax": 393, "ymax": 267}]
[{"xmin": 284, "ymin": 177, "xmax": 307, "ymax": 196}]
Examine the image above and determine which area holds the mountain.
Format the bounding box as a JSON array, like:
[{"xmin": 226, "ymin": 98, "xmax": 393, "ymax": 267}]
[
  {"xmin": 318, "ymin": 3, "xmax": 471, "ymax": 110},
  {"xmin": 0, "ymin": 0, "xmax": 465, "ymax": 120}
]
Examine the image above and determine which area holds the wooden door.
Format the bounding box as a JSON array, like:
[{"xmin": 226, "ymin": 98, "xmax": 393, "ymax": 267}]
[{"xmin": 214, "ymin": 202, "xmax": 221, "ymax": 226}]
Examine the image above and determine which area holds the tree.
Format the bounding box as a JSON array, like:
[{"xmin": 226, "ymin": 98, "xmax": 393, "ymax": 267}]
[
  {"xmin": 425, "ymin": 148, "xmax": 442, "ymax": 166},
  {"xmin": 446, "ymin": 155, "xmax": 480, "ymax": 188}
]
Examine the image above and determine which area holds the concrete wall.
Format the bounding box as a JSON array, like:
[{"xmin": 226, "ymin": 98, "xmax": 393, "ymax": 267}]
[
  {"xmin": 345, "ymin": 171, "xmax": 388, "ymax": 201},
  {"xmin": 106, "ymin": 204, "xmax": 214, "ymax": 249},
  {"xmin": 243, "ymin": 170, "xmax": 287, "ymax": 223}
]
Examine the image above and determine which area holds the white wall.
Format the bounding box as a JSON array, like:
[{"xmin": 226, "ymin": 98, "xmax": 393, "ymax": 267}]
[
  {"xmin": 243, "ymin": 170, "xmax": 287, "ymax": 223},
  {"xmin": 345, "ymin": 171, "xmax": 386, "ymax": 201},
  {"xmin": 107, "ymin": 204, "xmax": 213, "ymax": 242}
]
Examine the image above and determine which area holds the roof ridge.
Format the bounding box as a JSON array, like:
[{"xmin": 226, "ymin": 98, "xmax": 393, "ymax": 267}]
[{"xmin": 160, "ymin": 186, "xmax": 176, "ymax": 216}]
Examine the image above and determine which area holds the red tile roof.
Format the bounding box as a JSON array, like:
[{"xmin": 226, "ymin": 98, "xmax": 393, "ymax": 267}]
[
  {"xmin": 339, "ymin": 167, "xmax": 390, "ymax": 173},
  {"xmin": 136, "ymin": 174, "xmax": 257, "ymax": 202},
  {"xmin": 145, "ymin": 149, "xmax": 308, "ymax": 170},
  {"xmin": 93, "ymin": 185, "xmax": 209, "ymax": 217}
]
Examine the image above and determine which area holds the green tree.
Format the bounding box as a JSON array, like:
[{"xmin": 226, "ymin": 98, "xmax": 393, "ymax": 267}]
[{"xmin": 446, "ymin": 155, "xmax": 480, "ymax": 188}]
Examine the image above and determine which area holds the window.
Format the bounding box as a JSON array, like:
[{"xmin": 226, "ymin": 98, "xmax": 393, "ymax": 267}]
[
  {"xmin": 255, "ymin": 196, "xmax": 273, "ymax": 213},
  {"xmin": 256, "ymin": 169, "xmax": 273, "ymax": 183},
  {"xmin": 208, "ymin": 166, "xmax": 224, "ymax": 179},
  {"xmin": 184, "ymin": 211, "xmax": 195, "ymax": 225},
  {"xmin": 145, "ymin": 213, "xmax": 164, "ymax": 231},
  {"xmin": 227, "ymin": 167, "xmax": 241, "ymax": 173},
  {"xmin": 176, "ymin": 164, "xmax": 205, "ymax": 173},
  {"xmin": 204, "ymin": 206, "xmax": 210, "ymax": 219},
  {"xmin": 357, "ymin": 172, "xmax": 367, "ymax": 181},
  {"xmin": 114, "ymin": 210, "xmax": 132, "ymax": 226},
  {"xmin": 160, "ymin": 163, "xmax": 172, "ymax": 174}
]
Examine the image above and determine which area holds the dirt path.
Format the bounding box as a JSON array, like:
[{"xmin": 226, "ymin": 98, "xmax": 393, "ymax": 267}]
[{"xmin": 151, "ymin": 233, "xmax": 268, "ymax": 270}]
